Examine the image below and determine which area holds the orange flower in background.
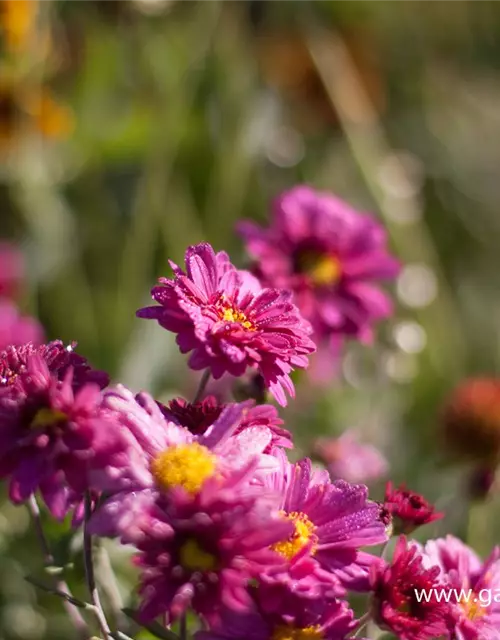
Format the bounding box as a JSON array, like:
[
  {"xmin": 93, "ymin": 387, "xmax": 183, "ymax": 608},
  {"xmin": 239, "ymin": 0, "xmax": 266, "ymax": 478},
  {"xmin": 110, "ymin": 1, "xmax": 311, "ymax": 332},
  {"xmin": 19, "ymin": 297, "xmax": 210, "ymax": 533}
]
[
  {"xmin": 0, "ymin": 72, "xmax": 73, "ymax": 152},
  {"xmin": 255, "ymin": 28, "xmax": 385, "ymax": 133},
  {"xmin": 0, "ymin": 0, "xmax": 38, "ymax": 53}
]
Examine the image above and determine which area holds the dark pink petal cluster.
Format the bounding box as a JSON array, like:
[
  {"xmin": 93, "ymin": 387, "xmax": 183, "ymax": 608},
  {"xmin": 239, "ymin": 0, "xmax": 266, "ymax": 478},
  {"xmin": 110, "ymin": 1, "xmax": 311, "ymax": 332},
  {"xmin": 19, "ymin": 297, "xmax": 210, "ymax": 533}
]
[
  {"xmin": 238, "ymin": 185, "xmax": 400, "ymax": 350},
  {"xmin": 370, "ymin": 536, "xmax": 454, "ymax": 640},
  {"xmin": 383, "ymin": 482, "xmax": 443, "ymax": 535},
  {"xmin": 137, "ymin": 243, "xmax": 316, "ymax": 406},
  {"xmin": 162, "ymin": 395, "xmax": 292, "ymax": 451},
  {"xmin": 0, "ymin": 343, "xmax": 118, "ymax": 518}
]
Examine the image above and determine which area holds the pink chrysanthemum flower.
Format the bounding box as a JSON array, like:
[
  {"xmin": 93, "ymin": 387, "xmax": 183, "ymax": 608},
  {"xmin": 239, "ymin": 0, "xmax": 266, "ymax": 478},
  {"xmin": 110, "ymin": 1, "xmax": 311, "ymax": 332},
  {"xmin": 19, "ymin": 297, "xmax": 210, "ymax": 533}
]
[
  {"xmin": 237, "ymin": 185, "xmax": 400, "ymax": 349},
  {"xmin": 136, "ymin": 243, "xmax": 316, "ymax": 406},
  {"xmin": 370, "ymin": 536, "xmax": 453, "ymax": 640},
  {"xmin": 423, "ymin": 535, "xmax": 500, "ymax": 640},
  {"xmin": 0, "ymin": 242, "xmax": 25, "ymax": 299},
  {"xmin": 93, "ymin": 385, "xmax": 280, "ymax": 499},
  {"xmin": 163, "ymin": 395, "xmax": 293, "ymax": 452},
  {"xmin": 0, "ymin": 352, "xmax": 120, "ymax": 518},
  {"xmin": 313, "ymin": 430, "xmax": 388, "ymax": 485},
  {"xmin": 0, "ymin": 299, "xmax": 44, "ymax": 351},
  {"xmin": 383, "ymin": 483, "xmax": 443, "ymax": 535},
  {"xmin": 196, "ymin": 584, "xmax": 357, "ymax": 640},
  {"xmin": 92, "ymin": 475, "xmax": 293, "ymax": 624},
  {"xmin": 0, "ymin": 340, "xmax": 109, "ymax": 390},
  {"xmin": 262, "ymin": 450, "xmax": 387, "ymax": 592}
]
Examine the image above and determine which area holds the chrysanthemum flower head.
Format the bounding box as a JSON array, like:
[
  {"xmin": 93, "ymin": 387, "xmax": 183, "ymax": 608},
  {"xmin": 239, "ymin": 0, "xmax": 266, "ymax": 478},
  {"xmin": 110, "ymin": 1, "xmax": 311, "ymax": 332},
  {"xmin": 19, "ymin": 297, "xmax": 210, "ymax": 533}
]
[
  {"xmin": 196, "ymin": 582, "xmax": 357, "ymax": 640},
  {"xmin": 0, "ymin": 299, "xmax": 44, "ymax": 351},
  {"xmin": 423, "ymin": 535, "xmax": 500, "ymax": 640},
  {"xmin": 441, "ymin": 378, "xmax": 500, "ymax": 466},
  {"xmin": 137, "ymin": 242, "xmax": 316, "ymax": 406},
  {"xmin": 163, "ymin": 395, "xmax": 292, "ymax": 451},
  {"xmin": 313, "ymin": 431, "xmax": 388, "ymax": 485},
  {"xmin": 262, "ymin": 450, "xmax": 387, "ymax": 593},
  {"xmin": 370, "ymin": 536, "xmax": 454, "ymax": 640},
  {"xmin": 0, "ymin": 340, "xmax": 109, "ymax": 390},
  {"xmin": 95, "ymin": 385, "xmax": 281, "ymax": 499},
  {"xmin": 237, "ymin": 185, "xmax": 400, "ymax": 350},
  {"xmin": 383, "ymin": 482, "xmax": 443, "ymax": 535},
  {"xmin": 0, "ymin": 346, "xmax": 121, "ymax": 518},
  {"xmin": 92, "ymin": 477, "xmax": 293, "ymax": 624}
]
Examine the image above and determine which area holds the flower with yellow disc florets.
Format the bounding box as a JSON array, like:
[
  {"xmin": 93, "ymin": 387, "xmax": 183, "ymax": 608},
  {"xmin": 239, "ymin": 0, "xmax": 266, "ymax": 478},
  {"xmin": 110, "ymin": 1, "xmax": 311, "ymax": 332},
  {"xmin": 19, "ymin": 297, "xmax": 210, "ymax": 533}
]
[
  {"xmin": 89, "ymin": 385, "xmax": 281, "ymax": 505},
  {"xmin": 136, "ymin": 242, "xmax": 316, "ymax": 406},
  {"xmin": 90, "ymin": 471, "xmax": 294, "ymax": 625},
  {"xmin": 262, "ymin": 449, "xmax": 387, "ymax": 595}
]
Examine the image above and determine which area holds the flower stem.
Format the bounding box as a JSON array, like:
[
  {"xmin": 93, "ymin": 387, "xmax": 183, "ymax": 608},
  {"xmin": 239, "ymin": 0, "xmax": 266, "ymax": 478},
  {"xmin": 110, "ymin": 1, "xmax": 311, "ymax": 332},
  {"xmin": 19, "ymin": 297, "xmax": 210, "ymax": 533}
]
[
  {"xmin": 352, "ymin": 612, "xmax": 371, "ymax": 638},
  {"xmin": 380, "ymin": 539, "xmax": 391, "ymax": 562},
  {"xmin": 179, "ymin": 613, "xmax": 187, "ymax": 640},
  {"xmin": 84, "ymin": 492, "xmax": 112, "ymax": 640},
  {"xmin": 193, "ymin": 370, "xmax": 211, "ymax": 403},
  {"xmin": 27, "ymin": 496, "xmax": 88, "ymax": 639}
]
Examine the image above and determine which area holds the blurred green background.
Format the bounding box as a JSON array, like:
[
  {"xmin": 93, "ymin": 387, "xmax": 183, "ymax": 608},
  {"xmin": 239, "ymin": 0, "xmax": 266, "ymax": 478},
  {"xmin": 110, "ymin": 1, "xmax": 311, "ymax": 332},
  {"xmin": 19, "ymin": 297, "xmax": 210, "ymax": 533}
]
[{"xmin": 2, "ymin": 1, "xmax": 500, "ymax": 638}]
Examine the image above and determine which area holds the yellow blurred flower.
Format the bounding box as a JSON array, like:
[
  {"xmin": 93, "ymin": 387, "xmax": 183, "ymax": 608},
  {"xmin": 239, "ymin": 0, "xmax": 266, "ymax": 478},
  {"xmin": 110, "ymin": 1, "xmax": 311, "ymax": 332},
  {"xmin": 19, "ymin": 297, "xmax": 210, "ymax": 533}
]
[
  {"xmin": 0, "ymin": 73, "xmax": 73, "ymax": 152},
  {"xmin": 1, "ymin": 0, "xmax": 38, "ymax": 53}
]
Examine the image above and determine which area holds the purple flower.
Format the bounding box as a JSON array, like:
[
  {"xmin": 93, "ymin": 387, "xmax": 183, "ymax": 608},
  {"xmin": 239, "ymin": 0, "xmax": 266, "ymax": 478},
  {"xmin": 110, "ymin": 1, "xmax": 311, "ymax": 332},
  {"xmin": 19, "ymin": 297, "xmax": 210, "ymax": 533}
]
[
  {"xmin": 262, "ymin": 450, "xmax": 387, "ymax": 590},
  {"xmin": 423, "ymin": 535, "xmax": 500, "ymax": 639},
  {"xmin": 237, "ymin": 186, "xmax": 400, "ymax": 349},
  {"xmin": 313, "ymin": 430, "xmax": 388, "ymax": 485},
  {"xmin": 196, "ymin": 583, "xmax": 356, "ymax": 640},
  {"xmin": 137, "ymin": 243, "xmax": 316, "ymax": 406},
  {"xmin": 0, "ymin": 352, "xmax": 121, "ymax": 519},
  {"xmin": 163, "ymin": 395, "xmax": 293, "ymax": 452},
  {"xmin": 92, "ymin": 386, "xmax": 280, "ymax": 501},
  {"xmin": 0, "ymin": 299, "xmax": 44, "ymax": 351},
  {"xmin": 93, "ymin": 477, "xmax": 293, "ymax": 624}
]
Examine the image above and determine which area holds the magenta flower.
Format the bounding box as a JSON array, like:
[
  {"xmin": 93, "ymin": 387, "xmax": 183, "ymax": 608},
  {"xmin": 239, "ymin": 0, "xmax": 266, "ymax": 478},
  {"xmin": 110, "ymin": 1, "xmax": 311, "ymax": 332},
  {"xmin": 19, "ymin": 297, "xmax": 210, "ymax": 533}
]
[
  {"xmin": 423, "ymin": 535, "xmax": 500, "ymax": 639},
  {"xmin": 137, "ymin": 243, "xmax": 316, "ymax": 406},
  {"xmin": 238, "ymin": 186, "xmax": 400, "ymax": 349},
  {"xmin": 0, "ymin": 340, "xmax": 109, "ymax": 390},
  {"xmin": 0, "ymin": 299, "xmax": 44, "ymax": 351},
  {"xmin": 0, "ymin": 242, "xmax": 25, "ymax": 299},
  {"xmin": 370, "ymin": 536, "xmax": 454, "ymax": 640},
  {"xmin": 196, "ymin": 585, "xmax": 357, "ymax": 640},
  {"xmin": 92, "ymin": 386, "xmax": 280, "ymax": 501},
  {"xmin": 92, "ymin": 477, "xmax": 293, "ymax": 624},
  {"xmin": 0, "ymin": 352, "xmax": 121, "ymax": 519},
  {"xmin": 383, "ymin": 483, "xmax": 443, "ymax": 535},
  {"xmin": 313, "ymin": 430, "xmax": 388, "ymax": 485},
  {"xmin": 262, "ymin": 450, "xmax": 387, "ymax": 591},
  {"xmin": 163, "ymin": 395, "xmax": 293, "ymax": 451}
]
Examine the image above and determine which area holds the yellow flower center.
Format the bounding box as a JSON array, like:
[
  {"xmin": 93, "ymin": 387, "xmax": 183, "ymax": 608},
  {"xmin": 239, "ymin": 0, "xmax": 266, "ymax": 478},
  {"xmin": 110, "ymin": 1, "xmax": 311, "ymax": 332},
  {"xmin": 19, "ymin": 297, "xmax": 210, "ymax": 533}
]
[
  {"xmin": 460, "ymin": 593, "xmax": 487, "ymax": 621},
  {"xmin": 30, "ymin": 408, "xmax": 67, "ymax": 429},
  {"xmin": 220, "ymin": 306, "xmax": 254, "ymax": 330},
  {"xmin": 179, "ymin": 539, "xmax": 217, "ymax": 572},
  {"xmin": 299, "ymin": 252, "xmax": 342, "ymax": 286},
  {"xmin": 150, "ymin": 443, "xmax": 216, "ymax": 494},
  {"xmin": 271, "ymin": 625, "xmax": 323, "ymax": 640},
  {"xmin": 271, "ymin": 511, "xmax": 317, "ymax": 560}
]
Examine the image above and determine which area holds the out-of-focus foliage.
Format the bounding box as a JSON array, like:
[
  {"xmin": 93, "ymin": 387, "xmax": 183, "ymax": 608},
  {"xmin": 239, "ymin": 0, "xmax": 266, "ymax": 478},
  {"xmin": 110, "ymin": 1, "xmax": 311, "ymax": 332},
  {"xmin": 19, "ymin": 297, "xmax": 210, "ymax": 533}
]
[{"xmin": 2, "ymin": 1, "xmax": 500, "ymax": 637}]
